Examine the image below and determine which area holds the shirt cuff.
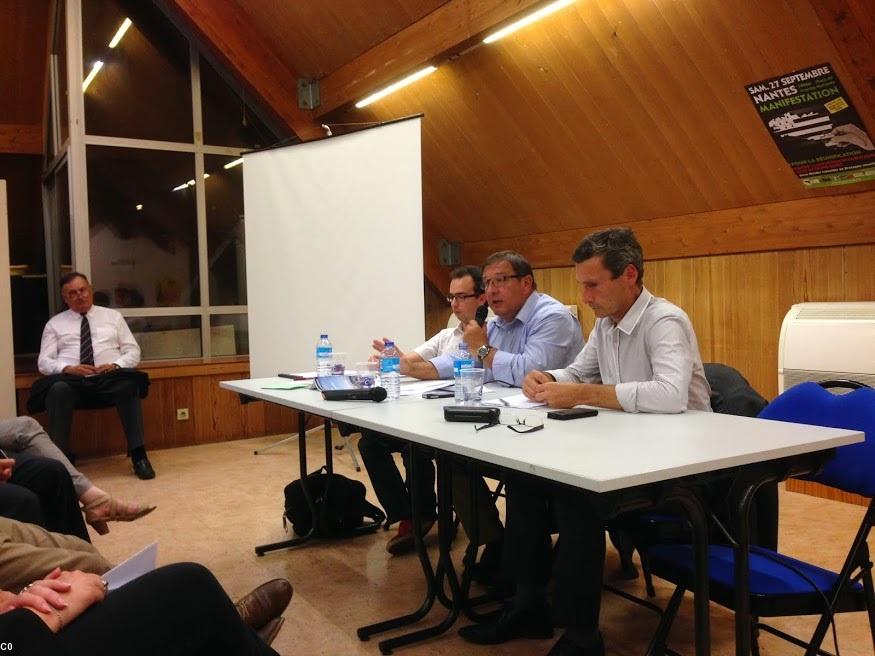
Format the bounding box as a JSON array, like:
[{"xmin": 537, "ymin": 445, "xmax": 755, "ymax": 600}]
[
  {"xmin": 430, "ymin": 354, "xmax": 455, "ymax": 379},
  {"xmin": 614, "ymin": 382, "xmax": 639, "ymax": 413},
  {"xmin": 490, "ymin": 350, "xmax": 514, "ymax": 386},
  {"xmin": 547, "ymin": 368, "xmax": 574, "ymax": 383}
]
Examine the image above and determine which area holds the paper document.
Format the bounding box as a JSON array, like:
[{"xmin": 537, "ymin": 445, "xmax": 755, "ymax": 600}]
[
  {"xmin": 103, "ymin": 541, "xmax": 158, "ymax": 592},
  {"xmin": 482, "ymin": 393, "xmax": 545, "ymax": 409},
  {"xmin": 399, "ymin": 380, "xmax": 454, "ymax": 396}
]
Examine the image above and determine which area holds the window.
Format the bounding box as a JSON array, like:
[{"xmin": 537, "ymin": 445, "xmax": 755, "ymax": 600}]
[{"xmin": 40, "ymin": 0, "xmax": 279, "ymax": 361}]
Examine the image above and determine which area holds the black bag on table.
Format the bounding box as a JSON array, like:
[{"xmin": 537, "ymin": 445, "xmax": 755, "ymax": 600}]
[{"xmin": 283, "ymin": 466, "xmax": 385, "ymax": 536}]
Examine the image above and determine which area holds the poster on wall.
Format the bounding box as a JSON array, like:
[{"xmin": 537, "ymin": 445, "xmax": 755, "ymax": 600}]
[{"xmin": 745, "ymin": 62, "xmax": 875, "ymax": 188}]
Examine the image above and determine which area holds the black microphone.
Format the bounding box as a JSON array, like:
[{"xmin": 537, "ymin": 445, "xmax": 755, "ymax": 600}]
[
  {"xmin": 475, "ymin": 303, "xmax": 488, "ymax": 327},
  {"xmin": 321, "ymin": 387, "xmax": 388, "ymax": 402}
]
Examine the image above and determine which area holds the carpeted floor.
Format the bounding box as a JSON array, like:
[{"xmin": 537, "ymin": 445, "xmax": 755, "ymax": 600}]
[{"xmin": 77, "ymin": 431, "xmax": 873, "ymax": 656}]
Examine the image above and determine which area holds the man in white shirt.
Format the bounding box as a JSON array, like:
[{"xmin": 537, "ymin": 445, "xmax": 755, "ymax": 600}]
[
  {"xmin": 360, "ymin": 266, "xmax": 486, "ymax": 554},
  {"xmin": 460, "ymin": 228, "xmax": 711, "ymax": 656},
  {"xmin": 32, "ymin": 273, "xmax": 155, "ymax": 480}
]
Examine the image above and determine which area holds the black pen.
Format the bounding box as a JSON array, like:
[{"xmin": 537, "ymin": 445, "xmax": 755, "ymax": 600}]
[{"xmin": 278, "ymin": 373, "xmax": 313, "ymax": 381}]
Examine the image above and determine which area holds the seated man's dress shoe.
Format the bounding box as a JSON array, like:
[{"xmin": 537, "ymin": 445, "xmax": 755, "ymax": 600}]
[
  {"xmin": 235, "ymin": 578, "xmax": 293, "ymax": 646},
  {"xmin": 546, "ymin": 633, "xmax": 605, "ymax": 656},
  {"xmin": 132, "ymin": 457, "xmax": 156, "ymax": 480},
  {"xmin": 458, "ymin": 604, "xmax": 553, "ymax": 645}
]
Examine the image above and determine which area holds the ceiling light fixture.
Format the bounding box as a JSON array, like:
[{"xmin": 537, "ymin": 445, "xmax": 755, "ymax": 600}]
[
  {"xmin": 82, "ymin": 61, "xmax": 104, "ymax": 92},
  {"xmin": 108, "ymin": 17, "xmax": 132, "ymax": 48},
  {"xmin": 172, "ymin": 183, "xmax": 188, "ymax": 192},
  {"xmin": 223, "ymin": 158, "xmax": 243, "ymax": 169},
  {"xmin": 355, "ymin": 65, "xmax": 438, "ymax": 108},
  {"xmin": 483, "ymin": 0, "xmax": 575, "ymax": 44},
  {"xmin": 136, "ymin": 204, "xmax": 143, "ymax": 210}
]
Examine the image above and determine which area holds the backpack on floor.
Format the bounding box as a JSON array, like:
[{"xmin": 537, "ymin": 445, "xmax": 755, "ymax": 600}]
[{"xmin": 283, "ymin": 466, "xmax": 385, "ymax": 536}]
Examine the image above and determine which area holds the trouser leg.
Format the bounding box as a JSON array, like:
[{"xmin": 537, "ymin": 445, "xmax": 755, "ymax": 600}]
[
  {"xmin": 451, "ymin": 461, "xmax": 503, "ymax": 546},
  {"xmin": 44, "ymin": 381, "xmax": 75, "ymax": 454},
  {"xmin": 503, "ymin": 472, "xmax": 553, "ymax": 587},
  {"xmin": 401, "ymin": 445, "xmax": 437, "ymax": 520},
  {"xmin": 61, "ymin": 562, "xmax": 278, "ymax": 656},
  {"xmin": 0, "ymin": 483, "xmax": 45, "ymax": 527},
  {"xmin": 109, "ymin": 379, "xmax": 145, "ymax": 453},
  {"xmin": 0, "ymin": 416, "xmax": 92, "ymax": 497},
  {"xmin": 551, "ymin": 487, "xmax": 605, "ymax": 632},
  {"xmin": 8, "ymin": 456, "xmax": 89, "ymax": 542},
  {"xmin": 358, "ymin": 430, "xmax": 412, "ymax": 524}
]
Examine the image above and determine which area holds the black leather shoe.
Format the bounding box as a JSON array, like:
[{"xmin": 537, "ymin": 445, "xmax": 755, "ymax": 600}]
[
  {"xmin": 458, "ymin": 604, "xmax": 553, "ymax": 645},
  {"xmin": 235, "ymin": 579, "xmax": 293, "ymax": 637},
  {"xmin": 546, "ymin": 633, "xmax": 605, "ymax": 656},
  {"xmin": 133, "ymin": 457, "xmax": 156, "ymax": 480}
]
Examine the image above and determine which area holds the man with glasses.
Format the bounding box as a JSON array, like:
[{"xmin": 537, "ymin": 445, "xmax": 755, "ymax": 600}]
[
  {"xmin": 460, "ymin": 229, "xmax": 710, "ymax": 656},
  {"xmin": 30, "ymin": 272, "xmax": 155, "ymax": 480},
  {"xmin": 454, "ymin": 250, "xmax": 583, "ymax": 585},
  {"xmin": 359, "ymin": 266, "xmax": 486, "ymax": 555}
]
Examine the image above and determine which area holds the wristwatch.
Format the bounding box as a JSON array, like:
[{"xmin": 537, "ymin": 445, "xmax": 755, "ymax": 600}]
[{"xmin": 477, "ymin": 344, "xmax": 493, "ymax": 360}]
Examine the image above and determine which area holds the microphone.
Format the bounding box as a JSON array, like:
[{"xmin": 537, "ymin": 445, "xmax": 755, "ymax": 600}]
[
  {"xmin": 475, "ymin": 303, "xmax": 489, "ymax": 327},
  {"xmin": 322, "ymin": 387, "xmax": 388, "ymax": 402}
]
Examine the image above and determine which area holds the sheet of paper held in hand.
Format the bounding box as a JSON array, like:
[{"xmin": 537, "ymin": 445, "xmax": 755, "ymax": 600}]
[
  {"xmin": 103, "ymin": 541, "xmax": 158, "ymax": 592},
  {"xmin": 482, "ymin": 393, "xmax": 546, "ymax": 409}
]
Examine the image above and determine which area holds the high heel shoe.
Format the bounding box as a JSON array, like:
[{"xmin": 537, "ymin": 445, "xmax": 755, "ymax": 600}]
[{"xmin": 82, "ymin": 495, "xmax": 157, "ymax": 535}]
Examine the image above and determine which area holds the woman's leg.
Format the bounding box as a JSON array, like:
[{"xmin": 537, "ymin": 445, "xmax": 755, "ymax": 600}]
[{"xmin": 60, "ymin": 563, "xmax": 278, "ymax": 656}]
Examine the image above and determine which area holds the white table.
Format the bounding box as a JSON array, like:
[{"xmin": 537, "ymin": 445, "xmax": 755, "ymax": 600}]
[{"xmin": 223, "ymin": 378, "xmax": 863, "ymax": 655}]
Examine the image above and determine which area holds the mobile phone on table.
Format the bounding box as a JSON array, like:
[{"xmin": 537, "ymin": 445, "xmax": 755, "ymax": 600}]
[
  {"xmin": 423, "ymin": 386, "xmax": 454, "ymax": 399},
  {"xmin": 546, "ymin": 408, "xmax": 598, "ymax": 420}
]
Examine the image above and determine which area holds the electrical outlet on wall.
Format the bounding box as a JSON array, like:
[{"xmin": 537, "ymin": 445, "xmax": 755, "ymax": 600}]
[{"xmin": 176, "ymin": 408, "xmax": 190, "ymax": 421}]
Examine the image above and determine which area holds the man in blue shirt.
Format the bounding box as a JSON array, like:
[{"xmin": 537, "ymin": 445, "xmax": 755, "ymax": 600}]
[{"xmin": 452, "ymin": 251, "xmax": 583, "ymax": 581}]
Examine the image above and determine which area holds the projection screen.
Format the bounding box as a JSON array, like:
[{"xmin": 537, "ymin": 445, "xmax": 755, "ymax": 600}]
[{"xmin": 243, "ymin": 117, "xmax": 425, "ymax": 378}]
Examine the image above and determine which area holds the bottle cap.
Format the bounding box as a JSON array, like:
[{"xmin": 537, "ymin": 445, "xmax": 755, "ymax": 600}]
[{"xmin": 320, "ymin": 333, "xmax": 328, "ymax": 338}]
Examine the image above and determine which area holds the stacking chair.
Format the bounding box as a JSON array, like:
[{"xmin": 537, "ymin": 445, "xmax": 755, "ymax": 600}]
[{"xmin": 643, "ymin": 381, "xmax": 875, "ymax": 655}]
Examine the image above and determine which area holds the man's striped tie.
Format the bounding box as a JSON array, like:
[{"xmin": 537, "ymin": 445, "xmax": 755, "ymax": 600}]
[{"xmin": 80, "ymin": 314, "xmax": 94, "ymax": 365}]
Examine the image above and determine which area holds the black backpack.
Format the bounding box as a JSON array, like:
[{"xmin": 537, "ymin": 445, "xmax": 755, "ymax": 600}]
[{"xmin": 283, "ymin": 467, "xmax": 385, "ymax": 536}]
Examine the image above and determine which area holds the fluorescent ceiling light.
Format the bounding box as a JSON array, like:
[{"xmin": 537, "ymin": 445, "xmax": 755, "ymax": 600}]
[
  {"xmin": 355, "ymin": 66, "xmax": 438, "ymax": 108},
  {"xmin": 483, "ymin": 0, "xmax": 574, "ymax": 44},
  {"xmin": 82, "ymin": 61, "xmax": 103, "ymax": 92},
  {"xmin": 108, "ymin": 18, "xmax": 132, "ymax": 48},
  {"xmin": 135, "ymin": 204, "xmax": 143, "ymax": 210},
  {"xmin": 224, "ymin": 158, "xmax": 243, "ymax": 169},
  {"xmin": 172, "ymin": 183, "xmax": 188, "ymax": 192}
]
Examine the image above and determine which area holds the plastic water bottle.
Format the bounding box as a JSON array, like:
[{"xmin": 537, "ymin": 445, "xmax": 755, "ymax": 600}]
[
  {"xmin": 453, "ymin": 342, "xmax": 474, "ymax": 404},
  {"xmin": 316, "ymin": 334, "xmax": 332, "ymax": 376},
  {"xmin": 380, "ymin": 340, "xmax": 401, "ymax": 400}
]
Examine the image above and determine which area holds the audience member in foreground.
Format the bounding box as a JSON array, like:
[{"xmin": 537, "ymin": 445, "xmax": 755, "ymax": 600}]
[
  {"xmin": 0, "ymin": 417, "xmax": 155, "ymax": 535},
  {"xmin": 0, "ymin": 564, "xmax": 292, "ymax": 655}
]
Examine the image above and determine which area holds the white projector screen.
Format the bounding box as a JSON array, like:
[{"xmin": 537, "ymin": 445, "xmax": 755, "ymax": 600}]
[{"xmin": 243, "ymin": 117, "xmax": 425, "ymax": 378}]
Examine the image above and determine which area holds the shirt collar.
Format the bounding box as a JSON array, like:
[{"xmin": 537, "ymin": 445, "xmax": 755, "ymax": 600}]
[
  {"xmin": 493, "ymin": 291, "xmax": 540, "ymax": 328},
  {"xmin": 615, "ymin": 287, "xmax": 652, "ymax": 335}
]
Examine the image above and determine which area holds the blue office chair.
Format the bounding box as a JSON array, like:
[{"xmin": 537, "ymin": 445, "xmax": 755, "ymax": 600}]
[{"xmin": 643, "ymin": 381, "xmax": 875, "ymax": 656}]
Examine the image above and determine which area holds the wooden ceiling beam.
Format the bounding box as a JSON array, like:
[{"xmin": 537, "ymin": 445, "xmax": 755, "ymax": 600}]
[
  {"xmin": 462, "ymin": 190, "xmax": 875, "ymax": 268},
  {"xmin": 315, "ymin": 0, "xmax": 546, "ymax": 117},
  {"xmin": 161, "ymin": 0, "xmax": 323, "ymax": 140},
  {"xmin": 0, "ymin": 124, "xmax": 42, "ymax": 155}
]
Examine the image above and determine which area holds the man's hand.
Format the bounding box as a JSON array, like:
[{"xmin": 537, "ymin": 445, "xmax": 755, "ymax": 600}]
[
  {"xmin": 0, "ymin": 458, "xmax": 14, "ymax": 484},
  {"xmin": 462, "ymin": 320, "xmax": 488, "ymax": 351},
  {"xmin": 94, "ymin": 364, "xmax": 118, "ymax": 374},
  {"xmin": 532, "ymin": 382, "xmax": 583, "ymax": 409},
  {"xmin": 62, "ymin": 365, "xmax": 97, "ymax": 377},
  {"xmin": 522, "ymin": 370, "xmax": 555, "ymax": 399},
  {"xmin": 371, "ymin": 338, "xmax": 404, "ymax": 357}
]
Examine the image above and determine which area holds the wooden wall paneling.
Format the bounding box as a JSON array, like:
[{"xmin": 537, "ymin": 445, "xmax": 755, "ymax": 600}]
[
  {"xmin": 145, "ymin": 378, "xmax": 170, "ymax": 451},
  {"xmin": 787, "ymin": 479, "xmax": 869, "ymax": 507},
  {"xmin": 173, "ymin": 376, "xmax": 199, "ymax": 444},
  {"xmin": 461, "ymin": 191, "xmax": 875, "ymax": 269},
  {"xmin": 206, "ymin": 374, "xmax": 245, "ymax": 442},
  {"xmin": 843, "ymin": 244, "xmax": 875, "ymax": 299}
]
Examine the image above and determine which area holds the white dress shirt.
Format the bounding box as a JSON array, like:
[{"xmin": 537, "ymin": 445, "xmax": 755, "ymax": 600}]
[
  {"xmin": 38, "ymin": 305, "xmax": 141, "ymax": 375},
  {"xmin": 547, "ymin": 288, "xmax": 712, "ymax": 413},
  {"xmin": 413, "ymin": 325, "xmax": 465, "ymax": 372}
]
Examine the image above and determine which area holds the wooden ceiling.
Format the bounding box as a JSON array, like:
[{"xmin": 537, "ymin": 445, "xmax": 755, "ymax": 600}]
[
  {"xmin": 0, "ymin": 0, "xmax": 50, "ymax": 154},
  {"xmin": 2, "ymin": 0, "xmax": 873, "ymax": 284},
  {"xmin": 166, "ymin": 0, "xmax": 875, "ymax": 277}
]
